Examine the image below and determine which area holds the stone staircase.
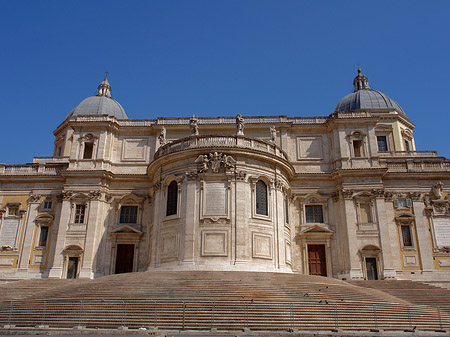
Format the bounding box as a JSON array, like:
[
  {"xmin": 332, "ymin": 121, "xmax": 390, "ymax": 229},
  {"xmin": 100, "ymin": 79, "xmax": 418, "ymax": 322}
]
[
  {"xmin": 0, "ymin": 272, "xmax": 449, "ymax": 332},
  {"xmin": 347, "ymin": 280, "xmax": 450, "ymax": 311}
]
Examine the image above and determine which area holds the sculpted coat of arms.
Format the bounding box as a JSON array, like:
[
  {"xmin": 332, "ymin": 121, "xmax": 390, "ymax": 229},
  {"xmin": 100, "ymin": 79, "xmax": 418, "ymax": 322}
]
[{"xmin": 195, "ymin": 152, "xmax": 236, "ymax": 173}]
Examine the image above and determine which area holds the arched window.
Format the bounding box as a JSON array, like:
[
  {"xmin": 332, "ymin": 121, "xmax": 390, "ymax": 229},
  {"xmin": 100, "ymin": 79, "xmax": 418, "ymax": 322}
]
[
  {"xmin": 166, "ymin": 180, "xmax": 178, "ymax": 216},
  {"xmin": 255, "ymin": 180, "xmax": 268, "ymax": 216}
]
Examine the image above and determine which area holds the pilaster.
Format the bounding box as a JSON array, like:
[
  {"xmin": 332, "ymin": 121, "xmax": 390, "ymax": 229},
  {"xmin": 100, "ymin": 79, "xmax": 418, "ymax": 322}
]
[
  {"xmin": 374, "ymin": 193, "xmax": 396, "ymax": 278},
  {"xmin": 413, "ymin": 200, "xmax": 434, "ymax": 272},
  {"xmin": 17, "ymin": 196, "xmax": 40, "ymax": 272},
  {"xmin": 48, "ymin": 197, "xmax": 71, "ymax": 278}
]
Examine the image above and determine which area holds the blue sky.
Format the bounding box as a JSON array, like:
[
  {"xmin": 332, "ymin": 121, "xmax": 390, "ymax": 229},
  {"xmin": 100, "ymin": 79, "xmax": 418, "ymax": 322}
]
[{"xmin": 1, "ymin": 1, "xmax": 449, "ymax": 163}]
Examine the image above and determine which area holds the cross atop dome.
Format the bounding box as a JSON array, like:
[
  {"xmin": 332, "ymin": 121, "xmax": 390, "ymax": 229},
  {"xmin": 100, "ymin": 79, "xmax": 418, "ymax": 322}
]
[
  {"xmin": 97, "ymin": 73, "xmax": 112, "ymax": 98},
  {"xmin": 353, "ymin": 66, "xmax": 370, "ymax": 92}
]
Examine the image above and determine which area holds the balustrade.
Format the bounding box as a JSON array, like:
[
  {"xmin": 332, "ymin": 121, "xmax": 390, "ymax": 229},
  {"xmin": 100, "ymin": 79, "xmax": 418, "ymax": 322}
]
[{"xmin": 154, "ymin": 135, "xmax": 287, "ymax": 160}]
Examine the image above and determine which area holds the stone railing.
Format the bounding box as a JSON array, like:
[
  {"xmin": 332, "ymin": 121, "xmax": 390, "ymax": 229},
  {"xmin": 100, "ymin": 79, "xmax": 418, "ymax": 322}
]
[
  {"xmin": 154, "ymin": 135, "xmax": 288, "ymax": 160},
  {"xmin": 32, "ymin": 156, "xmax": 70, "ymax": 164},
  {"xmin": 378, "ymin": 151, "xmax": 438, "ymax": 158},
  {"xmin": 68, "ymin": 115, "xmax": 329, "ymax": 127},
  {"xmin": 0, "ymin": 164, "xmax": 67, "ymax": 176},
  {"xmin": 380, "ymin": 160, "xmax": 450, "ymax": 172}
]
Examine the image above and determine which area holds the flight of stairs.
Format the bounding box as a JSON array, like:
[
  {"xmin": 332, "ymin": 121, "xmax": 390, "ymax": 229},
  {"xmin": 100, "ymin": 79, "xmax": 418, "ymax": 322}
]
[{"xmin": 0, "ymin": 272, "xmax": 449, "ymax": 332}]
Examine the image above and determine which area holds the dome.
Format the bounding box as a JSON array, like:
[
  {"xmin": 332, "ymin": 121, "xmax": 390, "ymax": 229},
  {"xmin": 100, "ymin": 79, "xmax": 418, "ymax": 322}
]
[
  {"xmin": 334, "ymin": 68, "xmax": 405, "ymax": 115},
  {"xmin": 66, "ymin": 75, "xmax": 129, "ymax": 120}
]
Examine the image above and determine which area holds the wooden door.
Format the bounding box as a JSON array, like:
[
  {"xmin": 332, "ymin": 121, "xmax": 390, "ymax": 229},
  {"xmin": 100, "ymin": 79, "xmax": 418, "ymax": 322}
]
[
  {"xmin": 366, "ymin": 258, "xmax": 378, "ymax": 280},
  {"xmin": 115, "ymin": 244, "xmax": 134, "ymax": 274},
  {"xmin": 308, "ymin": 244, "xmax": 327, "ymax": 276},
  {"xmin": 67, "ymin": 257, "xmax": 79, "ymax": 279}
]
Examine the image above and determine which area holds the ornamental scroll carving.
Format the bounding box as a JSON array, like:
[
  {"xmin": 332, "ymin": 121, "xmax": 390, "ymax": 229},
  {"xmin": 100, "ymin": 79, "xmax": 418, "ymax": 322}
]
[
  {"xmin": 409, "ymin": 192, "xmax": 421, "ymax": 201},
  {"xmin": 195, "ymin": 152, "xmax": 236, "ymax": 173},
  {"xmin": 28, "ymin": 194, "xmax": 41, "ymax": 203},
  {"xmin": 371, "ymin": 189, "xmax": 385, "ymax": 198},
  {"xmin": 88, "ymin": 191, "xmax": 102, "ymax": 200},
  {"xmin": 384, "ymin": 191, "xmax": 394, "ymax": 201},
  {"xmin": 62, "ymin": 191, "xmax": 73, "ymax": 200},
  {"xmin": 331, "ymin": 192, "xmax": 339, "ymax": 202},
  {"xmin": 341, "ymin": 189, "xmax": 354, "ymax": 199}
]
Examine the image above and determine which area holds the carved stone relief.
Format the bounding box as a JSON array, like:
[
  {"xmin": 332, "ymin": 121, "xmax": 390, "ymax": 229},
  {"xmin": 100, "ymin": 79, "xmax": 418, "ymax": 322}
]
[{"xmin": 195, "ymin": 153, "xmax": 236, "ymax": 173}]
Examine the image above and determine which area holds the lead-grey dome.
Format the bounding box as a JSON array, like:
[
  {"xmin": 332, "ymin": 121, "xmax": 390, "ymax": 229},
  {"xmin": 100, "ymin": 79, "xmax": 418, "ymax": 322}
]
[
  {"xmin": 334, "ymin": 68, "xmax": 405, "ymax": 115},
  {"xmin": 66, "ymin": 75, "xmax": 129, "ymax": 120}
]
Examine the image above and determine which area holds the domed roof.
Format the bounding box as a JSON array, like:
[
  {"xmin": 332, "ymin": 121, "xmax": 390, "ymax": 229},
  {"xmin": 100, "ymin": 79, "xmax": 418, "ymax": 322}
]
[
  {"xmin": 66, "ymin": 75, "xmax": 129, "ymax": 120},
  {"xmin": 334, "ymin": 68, "xmax": 405, "ymax": 115}
]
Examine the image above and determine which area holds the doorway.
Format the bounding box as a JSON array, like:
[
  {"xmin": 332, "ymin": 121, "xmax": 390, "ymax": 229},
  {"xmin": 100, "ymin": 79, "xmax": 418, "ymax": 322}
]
[
  {"xmin": 366, "ymin": 257, "xmax": 378, "ymax": 280},
  {"xmin": 115, "ymin": 244, "xmax": 134, "ymax": 274},
  {"xmin": 67, "ymin": 257, "xmax": 79, "ymax": 279},
  {"xmin": 308, "ymin": 244, "xmax": 327, "ymax": 276}
]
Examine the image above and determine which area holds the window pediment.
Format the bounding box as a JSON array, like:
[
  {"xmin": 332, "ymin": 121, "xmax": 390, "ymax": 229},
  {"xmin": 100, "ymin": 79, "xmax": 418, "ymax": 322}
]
[
  {"xmin": 110, "ymin": 225, "xmax": 143, "ymax": 236},
  {"xmin": 299, "ymin": 225, "xmax": 334, "ymax": 236}
]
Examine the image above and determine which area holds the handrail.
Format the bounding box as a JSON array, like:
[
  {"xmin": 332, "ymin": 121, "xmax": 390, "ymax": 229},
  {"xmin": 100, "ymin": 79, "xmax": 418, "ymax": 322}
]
[{"xmin": 0, "ymin": 299, "xmax": 449, "ymax": 332}]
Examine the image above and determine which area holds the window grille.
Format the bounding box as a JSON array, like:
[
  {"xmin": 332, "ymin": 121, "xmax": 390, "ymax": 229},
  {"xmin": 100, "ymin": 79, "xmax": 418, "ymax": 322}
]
[
  {"xmin": 38, "ymin": 226, "xmax": 49, "ymax": 247},
  {"xmin": 120, "ymin": 206, "xmax": 138, "ymax": 223},
  {"xmin": 305, "ymin": 205, "xmax": 323, "ymax": 223},
  {"xmin": 166, "ymin": 181, "xmax": 178, "ymax": 216},
  {"xmin": 255, "ymin": 180, "xmax": 268, "ymax": 216},
  {"xmin": 377, "ymin": 136, "xmax": 388, "ymax": 152},
  {"xmin": 74, "ymin": 204, "xmax": 86, "ymax": 223},
  {"xmin": 401, "ymin": 225, "xmax": 413, "ymax": 247}
]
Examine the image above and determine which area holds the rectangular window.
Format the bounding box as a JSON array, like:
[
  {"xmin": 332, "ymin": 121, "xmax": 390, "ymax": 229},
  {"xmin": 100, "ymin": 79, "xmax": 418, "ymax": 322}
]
[
  {"xmin": 305, "ymin": 205, "xmax": 323, "ymax": 223},
  {"xmin": 120, "ymin": 206, "xmax": 138, "ymax": 223},
  {"xmin": 83, "ymin": 142, "xmax": 94, "ymax": 159},
  {"xmin": 401, "ymin": 225, "xmax": 413, "ymax": 247},
  {"xmin": 377, "ymin": 136, "xmax": 388, "ymax": 152},
  {"xmin": 38, "ymin": 226, "xmax": 49, "ymax": 247},
  {"xmin": 8, "ymin": 207, "xmax": 19, "ymax": 216},
  {"xmin": 74, "ymin": 204, "xmax": 86, "ymax": 224},
  {"xmin": 353, "ymin": 140, "xmax": 363, "ymax": 157},
  {"xmin": 394, "ymin": 198, "xmax": 412, "ymax": 208},
  {"xmin": 42, "ymin": 201, "xmax": 53, "ymax": 210},
  {"xmin": 359, "ymin": 202, "xmax": 372, "ymax": 223}
]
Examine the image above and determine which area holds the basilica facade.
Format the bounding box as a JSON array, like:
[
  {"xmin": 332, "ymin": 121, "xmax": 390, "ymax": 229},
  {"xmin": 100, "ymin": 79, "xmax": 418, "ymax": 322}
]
[{"xmin": 1, "ymin": 69, "xmax": 449, "ymax": 281}]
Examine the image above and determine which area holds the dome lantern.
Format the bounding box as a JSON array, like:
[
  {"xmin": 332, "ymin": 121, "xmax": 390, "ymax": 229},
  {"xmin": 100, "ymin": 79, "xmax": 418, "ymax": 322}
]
[
  {"xmin": 353, "ymin": 66, "xmax": 370, "ymax": 92},
  {"xmin": 97, "ymin": 73, "xmax": 112, "ymax": 98}
]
